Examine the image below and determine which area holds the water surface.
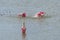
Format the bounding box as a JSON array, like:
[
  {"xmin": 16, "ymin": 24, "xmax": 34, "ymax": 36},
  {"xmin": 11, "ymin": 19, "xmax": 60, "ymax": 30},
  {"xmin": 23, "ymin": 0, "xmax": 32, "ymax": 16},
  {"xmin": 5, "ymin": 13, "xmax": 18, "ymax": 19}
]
[{"xmin": 0, "ymin": 0, "xmax": 60, "ymax": 40}]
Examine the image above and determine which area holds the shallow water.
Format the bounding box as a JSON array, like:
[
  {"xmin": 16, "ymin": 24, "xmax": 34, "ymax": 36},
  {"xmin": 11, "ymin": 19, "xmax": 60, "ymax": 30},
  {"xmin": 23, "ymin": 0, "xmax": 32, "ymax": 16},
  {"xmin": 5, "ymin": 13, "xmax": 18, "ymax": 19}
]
[{"xmin": 0, "ymin": 0, "xmax": 60, "ymax": 40}]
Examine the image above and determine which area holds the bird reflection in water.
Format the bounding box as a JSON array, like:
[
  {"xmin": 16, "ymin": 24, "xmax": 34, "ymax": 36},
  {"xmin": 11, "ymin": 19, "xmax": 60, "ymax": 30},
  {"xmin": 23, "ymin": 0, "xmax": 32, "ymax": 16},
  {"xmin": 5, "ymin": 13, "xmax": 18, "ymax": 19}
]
[{"xmin": 22, "ymin": 32, "xmax": 26, "ymax": 40}]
